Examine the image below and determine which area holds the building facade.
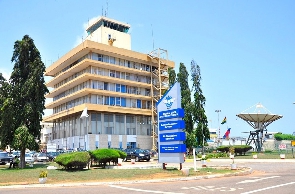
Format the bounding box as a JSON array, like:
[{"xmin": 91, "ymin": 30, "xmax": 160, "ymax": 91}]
[{"xmin": 43, "ymin": 16, "xmax": 174, "ymax": 151}]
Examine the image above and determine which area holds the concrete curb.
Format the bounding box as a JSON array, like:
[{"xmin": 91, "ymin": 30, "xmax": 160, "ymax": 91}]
[{"xmin": 0, "ymin": 166, "xmax": 253, "ymax": 189}]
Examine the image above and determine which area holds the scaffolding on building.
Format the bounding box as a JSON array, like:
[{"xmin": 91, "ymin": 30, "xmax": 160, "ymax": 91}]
[{"xmin": 147, "ymin": 48, "xmax": 169, "ymax": 151}]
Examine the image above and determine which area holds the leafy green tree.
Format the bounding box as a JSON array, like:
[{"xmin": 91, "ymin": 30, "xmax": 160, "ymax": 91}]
[
  {"xmin": 191, "ymin": 60, "xmax": 209, "ymax": 154},
  {"xmin": 0, "ymin": 73, "xmax": 5, "ymax": 84},
  {"xmin": 177, "ymin": 63, "xmax": 194, "ymax": 153},
  {"xmin": 12, "ymin": 125, "xmax": 39, "ymax": 168},
  {"xmin": 1, "ymin": 35, "xmax": 48, "ymax": 168},
  {"xmin": 0, "ymin": 74, "xmax": 14, "ymax": 150}
]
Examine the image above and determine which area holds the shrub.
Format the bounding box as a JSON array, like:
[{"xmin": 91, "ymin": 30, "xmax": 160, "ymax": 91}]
[
  {"xmin": 55, "ymin": 152, "xmax": 90, "ymax": 170},
  {"xmin": 216, "ymin": 152, "xmax": 227, "ymax": 158},
  {"xmin": 116, "ymin": 150, "xmax": 127, "ymax": 159},
  {"xmin": 89, "ymin": 149, "xmax": 120, "ymax": 168},
  {"xmin": 196, "ymin": 152, "xmax": 227, "ymax": 159},
  {"xmin": 216, "ymin": 146, "xmax": 229, "ymax": 153},
  {"xmin": 217, "ymin": 145, "xmax": 252, "ymax": 155},
  {"xmin": 274, "ymin": 133, "xmax": 295, "ymax": 140},
  {"xmin": 39, "ymin": 170, "xmax": 47, "ymax": 178}
]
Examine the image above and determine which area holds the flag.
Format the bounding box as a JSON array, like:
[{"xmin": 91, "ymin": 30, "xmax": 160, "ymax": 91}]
[
  {"xmin": 221, "ymin": 117, "xmax": 226, "ymax": 124},
  {"xmin": 223, "ymin": 128, "xmax": 231, "ymax": 139},
  {"xmin": 80, "ymin": 107, "xmax": 89, "ymax": 118}
]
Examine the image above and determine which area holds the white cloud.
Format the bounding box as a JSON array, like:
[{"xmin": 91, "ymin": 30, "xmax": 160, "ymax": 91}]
[{"xmin": 73, "ymin": 16, "xmax": 101, "ymax": 48}]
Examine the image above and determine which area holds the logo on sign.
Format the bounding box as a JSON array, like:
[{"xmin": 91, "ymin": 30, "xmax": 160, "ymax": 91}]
[{"xmin": 163, "ymin": 95, "xmax": 175, "ymax": 109}]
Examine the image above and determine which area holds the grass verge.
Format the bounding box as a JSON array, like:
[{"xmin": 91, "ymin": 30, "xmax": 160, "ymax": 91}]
[
  {"xmin": 0, "ymin": 163, "xmax": 236, "ymax": 186},
  {"xmin": 187, "ymin": 151, "xmax": 295, "ymax": 159}
]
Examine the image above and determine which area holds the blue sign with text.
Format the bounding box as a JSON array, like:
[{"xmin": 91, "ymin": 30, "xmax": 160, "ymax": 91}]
[
  {"xmin": 159, "ymin": 132, "xmax": 186, "ymax": 142},
  {"xmin": 160, "ymin": 144, "xmax": 187, "ymax": 153},
  {"xmin": 158, "ymin": 108, "xmax": 185, "ymax": 120},
  {"xmin": 159, "ymin": 120, "xmax": 185, "ymax": 131}
]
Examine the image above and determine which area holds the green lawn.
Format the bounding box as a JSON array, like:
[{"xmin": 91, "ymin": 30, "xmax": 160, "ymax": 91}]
[
  {"xmin": 0, "ymin": 163, "xmax": 235, "ymax": 186},
  {"xmin": 186, "ymin": 150, "xmax": 295, "ymax": 159},
  {"xmin": 233, "ymin": 152, "xmax": 295, "ymax": 159}
]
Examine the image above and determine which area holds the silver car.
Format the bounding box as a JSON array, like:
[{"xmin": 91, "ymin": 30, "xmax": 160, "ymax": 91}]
[
  {"xmin": 34, "ymin": 153, "xmax": 49, "ymax": 162},
  {"xmin": 24, "ymin": 153, "xmax": 34, "ymax": 163}
]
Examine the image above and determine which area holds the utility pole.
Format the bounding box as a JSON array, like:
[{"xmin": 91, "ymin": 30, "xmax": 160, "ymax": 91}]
[{"xmin": 215, "ymin": 110, "xmax": 221, "ymax": 146}]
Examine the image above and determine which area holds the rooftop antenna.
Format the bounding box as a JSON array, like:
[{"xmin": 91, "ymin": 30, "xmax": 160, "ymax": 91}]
[
  {"xmin": 151, "ymin": 24, "xmax": 154, "ymax": 50},
  {"xmin": 106, "ymin": 1, "xmax": 108, "ymax": 17}
]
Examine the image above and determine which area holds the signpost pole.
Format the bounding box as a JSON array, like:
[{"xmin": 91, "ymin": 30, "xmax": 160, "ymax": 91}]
[{"xmin": 193, "ymin": 147, "xmax": 196, "ymax": 171}]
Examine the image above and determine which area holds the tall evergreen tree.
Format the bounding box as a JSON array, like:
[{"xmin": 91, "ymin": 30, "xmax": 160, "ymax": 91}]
[
  {"xmin": 191, "ymin": 60, "xmax": 209, "ymax": 153},
  {"xmin": 1, "ymin": 35, "xmax": 49, "ymax": 168},
  {"xmin": 177, "ymin": 63, "xmax": 195, "ymax": 152},
  {"xmin": 168, "ymin": 67, "xmax": 176, "ymax": 87}
]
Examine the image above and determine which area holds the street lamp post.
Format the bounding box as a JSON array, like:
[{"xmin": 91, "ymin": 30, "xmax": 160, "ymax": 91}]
[{"xmin": 215, "ymin": 110, "xmax": 221, "ymax": 146}]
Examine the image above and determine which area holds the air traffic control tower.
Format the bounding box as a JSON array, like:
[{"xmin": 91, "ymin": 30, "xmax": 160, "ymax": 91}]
[{"xmin": 85, "ymin": 16, "xmax": 131, "ymax": 49}]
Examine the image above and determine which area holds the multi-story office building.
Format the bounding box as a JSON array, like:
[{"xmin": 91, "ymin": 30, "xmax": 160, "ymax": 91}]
[{"xmin": 43, "ymin": 16, "xmax": 174, "ymax": 151}]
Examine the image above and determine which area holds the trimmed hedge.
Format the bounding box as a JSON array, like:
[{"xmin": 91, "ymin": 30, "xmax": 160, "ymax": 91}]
[
  {"xmin": 196, "ymin": 152, "xmax": 227, "ymax": 159},
  {"xmin": 274, "ymin": 133, "xmax": 295, "ymax": 140},
  {"xmin": 89, "ymin": 149, "xmax": 126, "ymax": 168},
  {"xmin": 217, "ymin": 145, "xmax": 252, "ymax": 155},
  {"xmin": 55, "ymin": 151, "xmax": 90, "ymax": 170}
]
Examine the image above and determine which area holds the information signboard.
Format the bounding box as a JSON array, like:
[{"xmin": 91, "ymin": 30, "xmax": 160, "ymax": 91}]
[{"xmin": 157, "ymin": 82, "xmax": 186, "ymax": 163}]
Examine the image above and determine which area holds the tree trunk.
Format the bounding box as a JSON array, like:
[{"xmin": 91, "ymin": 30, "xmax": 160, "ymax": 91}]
[
  {"xmin": 188, "ymin": 147, "xmax": 193, "ymax": 155},
  {"xmin": 20, "ymin": 148, "xmax": 26, "ymax": 168}
]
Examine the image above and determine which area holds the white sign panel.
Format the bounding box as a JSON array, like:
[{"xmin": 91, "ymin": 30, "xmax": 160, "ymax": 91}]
[{"xmin": 47, "ymin": 143, "xmax": 57, "ymax": 152}]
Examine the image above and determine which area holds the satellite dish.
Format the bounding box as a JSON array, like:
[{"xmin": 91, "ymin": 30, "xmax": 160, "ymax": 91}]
[{"xmin": 236, "ymin": 103, "xmax": 282, "ymax": 152}]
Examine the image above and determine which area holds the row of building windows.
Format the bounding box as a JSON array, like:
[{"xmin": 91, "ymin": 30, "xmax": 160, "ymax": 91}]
[
  {"xmin": 53, "ymin": 79, "xmax": 153, "ymax": 102},
  {"xmin": 53, "ymin": 113, "xmax": 152, "ymax": 139},
  {"xmin": 54, "ymin": 65, "xmax": 154, "ymax": 89},
  {"xmin": 53, "ymin": 94, "xmax": 152, "ymax": 114},
  {"xmin": 53, "ymin": 52, "xmax": 155, "ymax": 80}
]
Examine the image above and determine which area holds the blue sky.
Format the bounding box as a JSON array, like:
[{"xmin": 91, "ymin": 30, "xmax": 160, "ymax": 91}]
[{"xmin": 0, "ymin": 0, "xmax": 294, "ymax": 138}]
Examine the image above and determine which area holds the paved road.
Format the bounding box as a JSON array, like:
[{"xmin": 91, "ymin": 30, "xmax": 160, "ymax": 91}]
[{"xmin": 1, "ymin": 159, "xmax": 294, "ymax": 194}]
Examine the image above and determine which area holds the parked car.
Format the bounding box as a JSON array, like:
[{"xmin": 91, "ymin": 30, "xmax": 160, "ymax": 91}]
[
  {"xmin": 143, "ymin": 149, "xmax": 157, "ymax": 157},
  {"xmin": 47, "ymin": 152, "xmax": 61, "ymax": 161},
  {"xmin": 124, "ymin": 149, "xmax": 150, "ymax": 162},
  {"xmin": 10, "ymin": 151, "xmax": 20, "ymax": 158},
  {"xmin": 0, "ymin": 152, "xmax": 13, "ymax": 165},
  {"xmin": 34, "ymin": 153, "xmax": 49, "ymax": 162},
  {"xmin": 24, "ymin": 153, "xmax": 34, "ymax": 163}
]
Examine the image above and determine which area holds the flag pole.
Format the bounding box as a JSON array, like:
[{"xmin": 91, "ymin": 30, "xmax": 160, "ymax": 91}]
[{"xmin": 215, "ymin": 110, "xmax": 221, "ymax": 146}]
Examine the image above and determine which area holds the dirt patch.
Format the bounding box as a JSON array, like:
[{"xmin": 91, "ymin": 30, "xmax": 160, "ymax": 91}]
[
  {"xmin": 248, "ymin": 170, "xmax": 265, "ymax": 176},
  {"xmin": 134, "ymin": 172, "xmax": 180, "ymax": 180}
]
